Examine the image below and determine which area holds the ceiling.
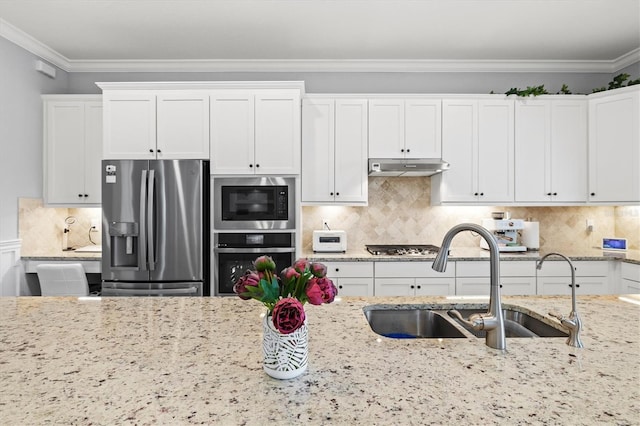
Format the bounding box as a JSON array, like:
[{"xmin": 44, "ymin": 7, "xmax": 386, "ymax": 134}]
[{"xmin": 1, "ymin": 0, "xmax": 639, "ymax": 73}]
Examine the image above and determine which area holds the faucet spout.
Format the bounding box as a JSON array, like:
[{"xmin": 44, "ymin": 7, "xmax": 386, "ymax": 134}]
[
  {"xmin": 432, "ymin": 223, "xmax": 506, "ymax": 350},
  {"xmin": 537, "ymin": 252, "xmax": 584, "ymax": 348}
]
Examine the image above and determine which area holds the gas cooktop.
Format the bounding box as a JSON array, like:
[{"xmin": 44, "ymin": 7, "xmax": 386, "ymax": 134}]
[{"xmin": 365, "ymin": 244, "xmax": 441, "ymax": 256}]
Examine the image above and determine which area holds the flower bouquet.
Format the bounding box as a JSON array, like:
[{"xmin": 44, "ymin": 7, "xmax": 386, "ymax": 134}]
[{"xmin": 233, "ymin": 256, "xmax": 338, "ymax": 379}]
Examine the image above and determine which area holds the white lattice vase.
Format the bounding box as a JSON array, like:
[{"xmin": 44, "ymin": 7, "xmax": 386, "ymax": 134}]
[{"xmin": 262, "ymin": 315, "xmax": 308, "ymax": 379}]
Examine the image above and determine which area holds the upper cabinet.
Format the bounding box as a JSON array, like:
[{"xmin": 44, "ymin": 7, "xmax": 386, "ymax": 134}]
[
  {"xmin": 433, "ymin": 98, "xmax": 514, "ymax": 204},
  {"xmin": 368, "ymin": 98, "xmax": 442, "ymax": 159},
  {"xmin": 98, "ymin": 82, "xmax": 304, "ymax": 173},
  {"xmin": 43, "ymin": 95, "xmax": 102, "ymax": 206},
  {"xmin": 588, "ymin": 86, "xmax": 640, "ymax": 204},
  {"xmin": 302, "ymin": 97, "xmax": 368, "ymax": 205},
  {"xmin": 102, "ymin": 90, "xmax": 209, "ymax": 160},
  {"xmin": 210, "ymin": 89, "xmax": 301, "ymax": 175},
  {"xmin": 515, "ymin": 98, "xmax": 587, "ymax": 203}
]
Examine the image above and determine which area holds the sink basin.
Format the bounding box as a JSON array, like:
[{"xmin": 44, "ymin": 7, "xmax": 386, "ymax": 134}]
[
  {"xmin": 364, "ymin": 308, "xmax": 467, "ymax": 339},
  {"xmin": 364, "ymin": 304, "xmax": 568, "ymax": 340},
  {"xmin": 451, "ymin": 308, "xmax": 568, "ymax": 338}
]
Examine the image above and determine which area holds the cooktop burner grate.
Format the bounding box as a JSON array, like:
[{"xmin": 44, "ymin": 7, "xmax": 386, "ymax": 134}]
[{"xmin": 365, "ymin": 244, "xmax": 441, "ymax": 256}]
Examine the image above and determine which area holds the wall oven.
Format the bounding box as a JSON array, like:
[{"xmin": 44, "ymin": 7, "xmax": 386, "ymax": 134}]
[
  {"xmin": 214, "ymin": 232, "xmax": 296, "ymax": 296},
  {"xmin": 213, "ymin": 177, "xmax": 295, "ymax": 230}
]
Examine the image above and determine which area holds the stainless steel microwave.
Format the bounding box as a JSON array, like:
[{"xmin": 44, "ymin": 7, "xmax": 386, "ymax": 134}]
[{"xmin": 213, "ymin": 177, "xmax": 295, "ymax": 230}]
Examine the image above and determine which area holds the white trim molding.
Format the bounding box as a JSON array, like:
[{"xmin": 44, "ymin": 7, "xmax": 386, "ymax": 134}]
[
  {"xmin": 1, "ymin": 17, "xmax": 639, "ymax": 74},
  {"xmin": 0, "ymin": 239, "xmax": 22, "ymax": 296}
]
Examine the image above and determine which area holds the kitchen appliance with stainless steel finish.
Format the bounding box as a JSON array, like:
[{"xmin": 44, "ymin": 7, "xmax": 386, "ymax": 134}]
[
  {"xmin": 479, "ymin": 219, "xmax": 527, "ymax": 252},
  {"xmin": 368, "ymin": 158, "xmax": 450, "ymax": 177},
  {"xmin": 101, "ymin": 159, "xmax": 210, "ymax": 296},
  {"xmin": 213, "ymin": 177, "xmax": 295, "ymax": 230},
  {"xmin": 214, "ymin": 232, "xmax": 296, "ymax": 295},
  {"xmin": 366, "ymin": 244, "xmax": 441, "ymax": 256}
]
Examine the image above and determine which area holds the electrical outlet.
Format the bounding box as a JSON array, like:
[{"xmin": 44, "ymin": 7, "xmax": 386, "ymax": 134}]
[
  {"xmin": 586, "ymin": 219, "xmax": 594, "ymax": 232},
  {"xmin": 322, "ymin": 218, "xmax": 330, "ymax": 230},
  {"xmin": 90, "ymin": 218, "xmax": 100, "ymax": 230}
]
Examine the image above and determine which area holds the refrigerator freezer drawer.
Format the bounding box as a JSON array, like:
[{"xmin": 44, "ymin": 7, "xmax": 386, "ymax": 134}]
[{"xmin": 101, "ymin": 281, "xmax": 203, "ymax": 297}]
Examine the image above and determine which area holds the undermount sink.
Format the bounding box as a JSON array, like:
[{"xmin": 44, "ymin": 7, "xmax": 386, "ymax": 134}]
[
  {"xmin": 451, "ymin": 308, "xmax": 568, "ymax": 338},
  {"xmin": 363, "ymin": 304, "xmax": 568, "ymax": 339},
  {"xmin": 364, "ymin": 308, "xmax": 467, "ymax": 339}
]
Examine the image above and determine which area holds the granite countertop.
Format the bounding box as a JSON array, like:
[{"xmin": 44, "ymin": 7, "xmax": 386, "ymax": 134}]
[
  {"xmin": 1, "ymin": 295, "xmax": 638, "ymax": 424},
  {"xmin": 304, "ymin": 247, "xmax": 640, "ymax": 265}
]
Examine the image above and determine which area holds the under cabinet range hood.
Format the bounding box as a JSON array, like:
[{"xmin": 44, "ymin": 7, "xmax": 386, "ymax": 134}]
[{"xmin": 368, "ymin": 158, "xmax": 450, "ymax": 177}]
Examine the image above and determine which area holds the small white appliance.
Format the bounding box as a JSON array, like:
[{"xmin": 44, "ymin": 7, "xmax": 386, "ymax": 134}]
[
  {"xmin": 313, "ymin": 230, "xmax": 347, "ymax": 253},
  {"xmin": 480, "ymin": 219, "xmax": 527, "ymax": 252},
  {"xmin": 521, "ymin": 221, "xmax": 540, "ymax": 251},
  {"xmin": 602, "ymin": 237, "xmax": 627, "ymax": 251}
]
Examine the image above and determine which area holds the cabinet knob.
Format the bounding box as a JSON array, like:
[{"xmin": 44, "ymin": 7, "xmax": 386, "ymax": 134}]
[
  {"xmin": 149, "ymin": 149, "xmax": 154, "ymax": 153},
  {"xmin": 255, "ymin": 164, "xmax": 260, "ymax": 168},
  {"xmin": 553, "ymin": 192, "xmax": 557, "ymax": 196},
  {"xmin": 480, "ymin": 192, "xmax": 484, "ymax": 196},
  {"xmin": 335, "ymin": 268, "xmax": 339, "ymax": 272},
  {"xmin": 338, "ymin": 285, "xmax": 343, "ymax": 289},
  {"xmin": 406, "ymin": 149, "xmax": 410, "ymax": 153},
  {"xmin": 547, "ymin": 192, "xmax": 552, "ymax": 196},
  {"xmin": 157, "ymin": 149, "xmax": 162, "ymax": 153},
  {"xmin": 410, "ymin": 285, "xmax": 415, "ymax": 289},
  {"xmin": 84, "ymin": 194, "xmax": 88, "ymax": 198},
  {"xmin": 336, "ymin": 192, "xmax": 340, "ymax": 196},
  {"xmin": 249, "ymin": 164, "xmax": 253, "ymax": 168},
  {"xmin": 474, "ymin": 192, "xmax": 478, "ymax": 196},
  {"xmin": 400, "ymin": 149, "xmax": 404, "ymax": 153},
  {"xmin": 78, "ymin": 194, "xmax": 83, "ymax": 198},
  {"xmin": 330, "ymin": 192, "xmax": 334, "ymax": 196},
  {"xmin": 590, "ymin": 192, "xmax": 595, "ymax": 196},
  {"xmin": 416, "ymin": 285, "xmax": 421, "ymax": 289}
]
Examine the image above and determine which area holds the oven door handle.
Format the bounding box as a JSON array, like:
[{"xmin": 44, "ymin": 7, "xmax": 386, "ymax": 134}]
[{"xmin": 214, "ymin": 247, "xmax": 296, "ymax": 254}]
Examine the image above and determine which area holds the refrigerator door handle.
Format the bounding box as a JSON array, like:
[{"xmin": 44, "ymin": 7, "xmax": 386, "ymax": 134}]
[
  {"xmin": 147, "ymin": 169, "xmax": 156, "ymax": 271},
  {"xmin": 139, "ymin": 169, "xmax": 148, "ymax": 271}
]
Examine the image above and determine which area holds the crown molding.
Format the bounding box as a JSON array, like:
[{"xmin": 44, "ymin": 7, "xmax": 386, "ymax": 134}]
[
  {"xmin": 2, "ymin": 17, "xmax": 638, "ymax": 74},
  {"xmin": 0, "ymin": 18, "xmax": 70, "ymax": 71}
]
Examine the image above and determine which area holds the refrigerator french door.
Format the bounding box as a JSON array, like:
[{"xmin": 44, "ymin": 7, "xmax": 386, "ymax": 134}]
[{"xmin": 101, "ymin": 159, "xmax": 210, "ymax": 296}]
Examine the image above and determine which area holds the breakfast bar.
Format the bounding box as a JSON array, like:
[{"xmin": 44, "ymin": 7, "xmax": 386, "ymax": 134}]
[{"xmin": 1, "ymin": 294, "xmax": 638, "ymax": 424}]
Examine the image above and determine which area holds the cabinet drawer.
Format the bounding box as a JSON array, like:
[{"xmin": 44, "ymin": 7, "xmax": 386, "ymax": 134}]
[
  {"xmin": 334, "ymin": 277, "xmax": 373, "ymax": 297},
  {"xmin": 324, "ymin": 262, "xmax": 373, "ymax": 278},
  {"xmin": 456, "ymin": 260, "xmax": 535, "ymax": 277},
  {"xmin": 621, "ymin": 263, "xmax": 640, "ymax": 282},
  {"xmin": 536, "ymin": 260, "xmax": 608, "ymax": 277},
  {"xmin": 375, "ymin": 261, "xmax": 454, "ymax": 278}
]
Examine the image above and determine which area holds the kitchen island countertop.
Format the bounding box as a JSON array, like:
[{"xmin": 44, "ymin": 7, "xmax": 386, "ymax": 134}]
[{"xmin": 0, "ymin": 294, "xmax": 638, "ymax": 425}]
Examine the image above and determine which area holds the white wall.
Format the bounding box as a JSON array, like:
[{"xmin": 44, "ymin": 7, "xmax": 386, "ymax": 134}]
[
  {"xmin": 0, "ymin": 37, "xmax": 69, "ymax": 241},
  {"xmin": 68, "ymin": 70, "xmax": 614, "ymax": 95}
]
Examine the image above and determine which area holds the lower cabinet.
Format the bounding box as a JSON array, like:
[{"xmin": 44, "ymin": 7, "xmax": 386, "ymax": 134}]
[
  {"xmin": 620, "ymin": 262, "xmax": 640, "ymax": 294},
  {"xmin": 374, "ymin": 262, "xmax": 455, "ymax": 296},
  {"xmin": 455, "ymin": 261, "xmax": 537, "ymax": 296},
  {"xmin": 536, "ymin": 260, "xmax": 610, "ymax": 295},
  {"xmin": 324, "ymin": 261, "xmax": 374, "ymax": 297}
]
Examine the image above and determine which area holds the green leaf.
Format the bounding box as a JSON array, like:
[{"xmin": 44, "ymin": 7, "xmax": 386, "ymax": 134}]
[{"xmin": 261, "ymin": 277, "xmax": 280, "ymax": 302}]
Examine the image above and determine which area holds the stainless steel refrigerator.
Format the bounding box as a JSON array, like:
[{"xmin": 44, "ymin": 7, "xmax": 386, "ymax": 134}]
[{"xmin": 101, "ymin": 159, "xmax": 210, "ymax": 296}]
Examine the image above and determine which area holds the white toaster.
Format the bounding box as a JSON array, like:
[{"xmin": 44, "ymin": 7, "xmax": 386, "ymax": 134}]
[{"xmin": 313, "ymin": 230, "xmax": 347, "ymax": 253}]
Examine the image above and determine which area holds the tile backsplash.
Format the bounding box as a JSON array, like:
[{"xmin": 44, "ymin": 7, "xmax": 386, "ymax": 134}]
[
  {"xmin": 19, "ymin": 198, "xmax": 101, "ymax": 256},
  {"xmin": 302, "ymin": 177, "xmax": 640, "ymax": 253}
]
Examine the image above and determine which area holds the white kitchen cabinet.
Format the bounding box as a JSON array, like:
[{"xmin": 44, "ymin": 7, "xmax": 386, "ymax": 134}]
[
  {"xmin": 324, "ymin": 261, "xmax": 373, "ymax": 297},
  {"xmin": 455, "ymin": 260, "xmax": 537, "ymax": 296},
  {"xmin": 156, "ymin": 92, "xmax": 210, "ymax": 159},
  {"xmin": 536, "ymin": 260, "xmax": 611, "ymax": 295},
  {"xmin": 515, "ymin": 98, "xmax": 587, "ymax": 203},
  {"xmin": 43, "ymin": 95, "xmax": 102, "ymax": 206},
  {"xmin": 374, "ymin": 262, "xmax": 455, "ymax": 296},
  {"xmin": 103, "ymin": 90, "xmax": 210, "ymax": 160},
  {"xmin": 302, "ymin": 98, "xmax": 368, "ymax": 204},
  {"xmin": 433, "ymin": 98, "xmax": 514, "ymax": 204},
  {"xmin": 102, "ymin": 91, "xmax": 156, "ymax": 159},
  {"xmin": 588, "ymin": 86, "xmax": 640, "ymax": 203},
  {"xmin": 621, "ymin": 262, "xmax": 640, "ymax": 294},
  {"xmin": 368, "ymin": 98, "xmax": 441, "ymax": 159},
  {"xmin": 211, "ymin": 90, "xmax": 301, "ymax": 175}
]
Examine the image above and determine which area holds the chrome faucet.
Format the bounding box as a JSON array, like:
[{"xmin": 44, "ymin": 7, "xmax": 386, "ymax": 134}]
[
  {"xmin": 536, "ymin": 253, "xmax": 584, "ymax": 348},
  {"xmin": 432, "ymin": 223, "xmax": 506, "ymax": 350}
]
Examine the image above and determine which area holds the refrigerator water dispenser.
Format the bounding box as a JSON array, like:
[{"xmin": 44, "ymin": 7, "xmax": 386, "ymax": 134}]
[{"xmin": 109, "ymin": 222, "xmax": 139, "ymax": 268}]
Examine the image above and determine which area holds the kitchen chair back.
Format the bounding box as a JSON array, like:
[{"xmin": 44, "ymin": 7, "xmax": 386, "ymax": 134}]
[{"xmin": 36, "ymin": 263, "xmax": 90, "ymax": 296}]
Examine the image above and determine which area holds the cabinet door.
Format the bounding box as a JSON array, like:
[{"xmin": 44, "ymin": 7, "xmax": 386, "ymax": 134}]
[
  {"xmin": 537, "ymin": 276, "xmax": 609, "ymax": 295},
  {"xmin": 103, "ymin": 92, "xmax": 156, "ymax": 159},
  {"xmin": 441, "ymin": 99, "xmax": 478, "ymax": 202},
  {"xmin": 210, "ymin": 92, "xmax": 255, "ymax": 174},
  {"xmin": 335, "ymin": 278, "xmax": 374, "ymax": 297},
  {"xmin": 588, "ymin": 89, "xmax": 640, "ymax": 202},
  {"xmin": 335, "ymin": 99, "xmax": 368, "ymax": 203},
  {"xmin": 477, "ymin": 100, "xmax": 514, "ymax": 202},
  {"xmin": 255, "ymin": 91, "xmax": 301, "ymax": 174},
  {"xmin": 157, "ymin": 92, "xmax": 209, "ymax": 159},
  {"xmin": 415, "ymin": 278, "xmax": 455, "ymax": 296},
  {"xmin": 368, "ymin": 99, "xmax": 404, "ymax": 158},
  {"xmin": 83, "ymin": 102, "xmax": 103, "ymax": 204},
  {"xmin": 515, "ymin": 100, "xmax": 550, "ymax": 202},
  {"xmin": 550, "ymin": 100, "xmax": 587, "ymax": 202},
  {"xmin": 302, "ymin": 99, "xmax": 335, "ymax": 202},
  {"xmin": 405, "ymin": 99, "xmax": 442, "ymax": 158},
  {"xmin": 45, "ymin": 101, "xmax": 86, "ymax": 204},
  {"xmin": 375, "ymin": 278, "xmax": 417, "ymax": 296}
]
